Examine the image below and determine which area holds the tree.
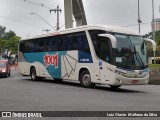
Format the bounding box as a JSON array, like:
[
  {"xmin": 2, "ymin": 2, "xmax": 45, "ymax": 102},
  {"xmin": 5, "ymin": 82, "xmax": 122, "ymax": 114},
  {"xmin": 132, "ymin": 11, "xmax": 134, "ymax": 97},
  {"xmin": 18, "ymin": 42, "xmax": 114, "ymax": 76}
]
[
  {"xmin": 144, "ymin": 30, "xmax": 160, "ymax": 45},
  {"xmin": 4, "ymin": 30, "xmax": 16, "ymax": 40},
  {"xmin": 7, "ymin": 36, "xmax": 20, "ymax": 54},
  {"xmin": 155, "ymin": 30, "xmax": 160, "ymax": 45},
  {"xmin": 0, "ymin": 26, "xmax": 21, "ymax": 57},
  {"xmin": 0, "ymin": 26, "xmax": 6, "ymax": 39},
  {"xmin": 143, "ymin": 30, "xmax": 160, "ymax": 52}
]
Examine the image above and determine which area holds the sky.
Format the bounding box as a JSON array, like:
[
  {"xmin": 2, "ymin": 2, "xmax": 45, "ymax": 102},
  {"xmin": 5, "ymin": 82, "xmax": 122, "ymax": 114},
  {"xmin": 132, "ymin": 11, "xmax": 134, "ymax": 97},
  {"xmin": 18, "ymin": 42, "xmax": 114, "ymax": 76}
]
[{"xmin": 0, "ymin": 0, "xmax": 160, "ymax": 39}]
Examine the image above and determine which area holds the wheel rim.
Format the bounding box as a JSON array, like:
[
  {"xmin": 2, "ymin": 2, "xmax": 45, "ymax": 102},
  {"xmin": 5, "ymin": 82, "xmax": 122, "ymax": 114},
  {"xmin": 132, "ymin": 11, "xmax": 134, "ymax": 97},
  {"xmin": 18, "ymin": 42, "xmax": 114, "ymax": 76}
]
[
  {"xmin": 82, "ymin": 74, "xmax": 91, "ymax": 85},
  {"xmin": 31, "ymin": 70, "xmax": 36, "ymax": 80}
]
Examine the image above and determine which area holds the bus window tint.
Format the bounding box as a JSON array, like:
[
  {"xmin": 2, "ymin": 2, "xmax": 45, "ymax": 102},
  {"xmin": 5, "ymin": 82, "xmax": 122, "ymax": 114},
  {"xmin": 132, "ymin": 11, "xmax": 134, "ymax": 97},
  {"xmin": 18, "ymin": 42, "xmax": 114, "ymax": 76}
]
[
  {"xmin": 72, "ymin": 34, "xmax": 77, "ymax": 50},
  {"xmin": 76, "ymin": 33, "xmax": 82, "ymax": 50},
  {"xmin": 61, "ymin": 35, "xmax": 67, "ymax": 51},
  {"xmin": 19, "ymin": 31, "xmax": 90, "ymax": 53},
  {"xmin": 48, "ymin": 37, "xmax": 54, "ymax": 51},
  {"xmin": 67, "ymin": 34, "xmax": 73, "ymax": 50},
  {"xmin": 89, "ymin": 30, "xmax": 111, "ymax": 62},
  {"xmin": 53, "ymin": 37, "xmax": 58, "ymax": 51},
  {"xmin": 74, "ymin": 32, "xmax": 90, "ymax": 52},
  {"xmin": 82, "ymin": 34, "xmax": 89, "ymax": 50},
  {"xmin": 19, "ymin": 41, "xmax": 25, "ymax": 52}
]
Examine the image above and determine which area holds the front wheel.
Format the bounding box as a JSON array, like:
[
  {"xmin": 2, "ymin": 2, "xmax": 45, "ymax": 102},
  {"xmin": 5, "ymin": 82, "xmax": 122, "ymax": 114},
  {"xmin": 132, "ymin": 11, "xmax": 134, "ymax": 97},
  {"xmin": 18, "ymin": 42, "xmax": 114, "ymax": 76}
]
[
  {"xmin": 110, "ymin": 85, "xmax": 121, "ymax": 89},
  {"xmin": 80, "ymin": 70, "xmax": 94, "ymax": 88}
]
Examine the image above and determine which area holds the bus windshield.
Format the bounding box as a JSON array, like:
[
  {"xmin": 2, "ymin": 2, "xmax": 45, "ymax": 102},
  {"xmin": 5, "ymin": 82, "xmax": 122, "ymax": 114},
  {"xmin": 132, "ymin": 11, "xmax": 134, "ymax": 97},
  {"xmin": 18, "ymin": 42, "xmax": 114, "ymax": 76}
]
[{"xmin": 113, "ymin": 34, "xmax": 148, "ymax": 70}]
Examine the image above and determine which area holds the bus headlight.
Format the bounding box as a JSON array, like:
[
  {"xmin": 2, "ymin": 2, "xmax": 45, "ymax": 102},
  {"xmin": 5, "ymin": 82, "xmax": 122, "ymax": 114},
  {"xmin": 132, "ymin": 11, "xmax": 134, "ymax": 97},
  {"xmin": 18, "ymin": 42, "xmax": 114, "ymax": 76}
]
[{"xmin": 115, "ymin": 70, "xmax": 126, "ymax": 76}]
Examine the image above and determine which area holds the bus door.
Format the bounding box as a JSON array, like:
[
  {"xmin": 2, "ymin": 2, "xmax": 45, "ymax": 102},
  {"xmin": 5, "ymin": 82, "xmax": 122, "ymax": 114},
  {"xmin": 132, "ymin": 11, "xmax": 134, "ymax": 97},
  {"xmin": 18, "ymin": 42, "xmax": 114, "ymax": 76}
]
[{"xmin": 97, "ymin": 37, "xmax": 112, "ymax": 84}]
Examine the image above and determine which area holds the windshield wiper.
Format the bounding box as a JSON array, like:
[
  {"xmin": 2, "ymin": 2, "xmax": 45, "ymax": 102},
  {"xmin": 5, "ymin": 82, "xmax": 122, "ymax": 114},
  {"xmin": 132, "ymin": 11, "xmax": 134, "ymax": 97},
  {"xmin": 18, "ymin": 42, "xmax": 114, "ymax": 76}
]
[{"xmin": 133, "ymin": 46, "xmax": 145, "ymax": 68}]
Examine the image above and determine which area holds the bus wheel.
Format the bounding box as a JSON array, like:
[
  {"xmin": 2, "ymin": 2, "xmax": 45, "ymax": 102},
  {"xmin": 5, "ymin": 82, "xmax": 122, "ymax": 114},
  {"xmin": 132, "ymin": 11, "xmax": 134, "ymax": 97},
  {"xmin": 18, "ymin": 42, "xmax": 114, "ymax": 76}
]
[
  {"xmin": 54, "ymin": 78, "xmax": 63, "ymax": 83},
  {"xmin": 80, "ymin": 70, "xmax": 94, "ymax": 88},
  {"xmin": 110, "ymin": 85, "xmax": 121, "ymax": 89},
  {"xmin": 31, "ymin": 68, "xmax": 37, "ymax": 80}
]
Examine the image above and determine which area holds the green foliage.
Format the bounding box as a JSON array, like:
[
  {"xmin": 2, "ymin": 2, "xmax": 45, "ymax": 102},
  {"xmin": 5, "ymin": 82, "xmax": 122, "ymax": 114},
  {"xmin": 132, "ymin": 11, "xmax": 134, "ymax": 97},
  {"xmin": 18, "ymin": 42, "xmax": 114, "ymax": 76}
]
[
  {"xmin": 149, "ymin": 64, "xmax": 160, "ymax": 68},
  {"xmin": 0, "ymin": 26, "xmax": 6, "ymax": 38},
  {"xmin": 0, "ymin": 26, "xmax": 21, "ymax": 54},
  {"xmin": 144, "ymin": 30, "xmax": 160, "ymax": 45}
]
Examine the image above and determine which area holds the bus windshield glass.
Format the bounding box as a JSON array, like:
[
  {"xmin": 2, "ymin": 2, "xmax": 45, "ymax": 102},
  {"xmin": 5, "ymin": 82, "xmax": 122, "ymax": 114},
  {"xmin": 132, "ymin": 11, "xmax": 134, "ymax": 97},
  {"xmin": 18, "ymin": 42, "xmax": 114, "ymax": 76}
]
[{"xmin": 113, "ymin": 34, "xmax": 148, "ymax": 70}]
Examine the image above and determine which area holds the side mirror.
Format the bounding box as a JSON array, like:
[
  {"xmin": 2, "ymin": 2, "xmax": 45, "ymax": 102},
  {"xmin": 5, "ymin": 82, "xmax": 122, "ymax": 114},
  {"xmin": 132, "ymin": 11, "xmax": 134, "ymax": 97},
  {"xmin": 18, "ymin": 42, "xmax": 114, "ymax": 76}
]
[
  {"xmin": 98, "ymin": 34, "xmax": 117, "ymax": 48},
  {"xmin": 143, "ymin": 38, "xmax": 156, "ymax": 51}
]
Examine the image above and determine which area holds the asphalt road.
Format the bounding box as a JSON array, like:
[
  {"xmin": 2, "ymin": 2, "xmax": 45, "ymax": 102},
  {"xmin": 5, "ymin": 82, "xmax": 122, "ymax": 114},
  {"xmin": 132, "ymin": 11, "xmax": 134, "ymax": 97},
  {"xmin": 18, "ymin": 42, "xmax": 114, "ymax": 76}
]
[{"xmin": 0, "ymin": 68, "xmax": 160, "ymax": 120}]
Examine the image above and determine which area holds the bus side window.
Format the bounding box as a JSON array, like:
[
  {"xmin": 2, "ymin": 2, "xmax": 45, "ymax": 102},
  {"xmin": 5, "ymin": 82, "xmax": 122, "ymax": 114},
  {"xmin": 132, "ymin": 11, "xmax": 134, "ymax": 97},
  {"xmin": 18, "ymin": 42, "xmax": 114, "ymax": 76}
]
[
  {"xmin": 38, "ymin": 39, "xmax": 44, "ymax": 52},
  {"xmin": 48, "ymin": 37, "xmax": 55, "ymax": 52},
  {"xmin": 28, "ymin": 41, "xmax": 35, "ymax": 52},
  {"xmin": 67, "ymin": 34, "xmax": 73, "ymax": 50},
  {"xmin": 43, "ymin": 38, "xmax": 49, "ymax": 52},
  {"xmin": 61, "ymin": 35, "xmax": 67, "ymax": 51},
  {"xmin": 57, "ymin": 36, "xmax": 62, "ymax": 51},
  {"xmin": 82, "ymin": 33, "xmax": 89, "ymax": 50},
  {"xmin": 53, "ymin": 37, "xmax": 58, "ymax": 51},
  {"xmin": 80, "ymin": 32, "xmax": 90, "ymax": 53},
  {"xmin": 20, "ymin": 42, "xmax": 25, "ymax": 52},
  {"xmin": 72, "ymin": 34, "xmax": 78, "ymax": 50},
  {"xmin": 76, "ymin": 33, "xmax": 83, "ymax": 50}
]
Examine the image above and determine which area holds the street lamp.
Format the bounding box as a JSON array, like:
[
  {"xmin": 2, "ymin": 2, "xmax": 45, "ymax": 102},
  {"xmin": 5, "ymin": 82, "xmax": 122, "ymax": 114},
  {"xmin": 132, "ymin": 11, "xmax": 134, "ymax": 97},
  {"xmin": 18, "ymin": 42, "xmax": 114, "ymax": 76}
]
[
  {"xmin": 152, "ymin": 0, "xmax": 156, "ymax": 64},
  {"xmin": 138, "ymin": 0, "xmax": 142, "ymax": 33},
  {"xmin": 152, "ymin": 0, "xmax": 155, "ymax": 41},
  {"xmin": 30, "ymin": 13, "xmax": 56, "ymax": 30}
]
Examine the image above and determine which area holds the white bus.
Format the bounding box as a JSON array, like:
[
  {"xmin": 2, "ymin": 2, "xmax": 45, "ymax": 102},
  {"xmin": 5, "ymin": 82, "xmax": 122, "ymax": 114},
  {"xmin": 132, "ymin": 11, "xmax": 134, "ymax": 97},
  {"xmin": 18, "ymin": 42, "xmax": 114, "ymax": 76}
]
[{"xmin": 18, "ymin": 25, "xmax": 156, "ymax": 88}]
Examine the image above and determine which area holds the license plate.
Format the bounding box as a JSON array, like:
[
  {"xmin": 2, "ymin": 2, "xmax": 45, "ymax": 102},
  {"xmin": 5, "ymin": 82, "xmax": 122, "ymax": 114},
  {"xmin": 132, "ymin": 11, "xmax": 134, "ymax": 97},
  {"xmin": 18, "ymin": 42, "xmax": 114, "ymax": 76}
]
[{"xmin": 132, "ymin": 80, "xmax": 139, "ymax": 84}]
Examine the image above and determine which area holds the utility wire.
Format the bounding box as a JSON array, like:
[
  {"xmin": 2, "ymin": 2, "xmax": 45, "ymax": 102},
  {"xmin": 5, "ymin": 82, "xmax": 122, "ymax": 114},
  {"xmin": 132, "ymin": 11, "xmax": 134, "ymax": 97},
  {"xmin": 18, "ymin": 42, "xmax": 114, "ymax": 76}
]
[
  {"xmin": 0, "ymin": 15, "xmax": 43, "ymax": 29},
  {"xmin": 19, "ymin": 0, "xmax": 52, "ymax": 10},
  {"xmin": 122, "ymin": 22, "xmax": 151, "ymax": 27}
]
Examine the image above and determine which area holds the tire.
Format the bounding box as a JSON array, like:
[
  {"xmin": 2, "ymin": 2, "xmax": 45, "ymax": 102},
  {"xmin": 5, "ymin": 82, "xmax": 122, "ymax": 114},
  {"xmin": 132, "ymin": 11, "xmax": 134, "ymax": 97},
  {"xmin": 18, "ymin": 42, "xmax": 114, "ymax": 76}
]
[
  {"xmin": 54, "ymin": 78, "xmax": 63, "ymax": 83},
  {"xmin": 110, "ymin": 85, "xmax": 121, "ymax": 89},
  {"xmin": 30, "ymin": 68, "xmax": 37, "ymax": 80},
  {"xmin": 37, "ymin": 77, "xmax": 44, "ymax": 81},
  {"xmin": 4, "ymin": 74, "xmax": 8, "ymax": 78},
  {"xmin": 8, "ymin": 70, "xmax": 11, "ymax": 77},
  {"xmin": 79, "ymin": 70, "xmax": 94, "ymax": 88}
]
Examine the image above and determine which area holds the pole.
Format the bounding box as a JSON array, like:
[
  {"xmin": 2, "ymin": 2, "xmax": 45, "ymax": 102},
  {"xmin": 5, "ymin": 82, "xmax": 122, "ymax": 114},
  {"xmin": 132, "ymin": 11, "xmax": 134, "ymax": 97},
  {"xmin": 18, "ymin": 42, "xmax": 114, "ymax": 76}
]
[
  {"xmin": 0, "ymin": 48, "xmax": 2, "ymax": 59},
  {"xmin": 152, "ymin": 0, "xmax": 156, "ymax": 64},
  {"xmin": 138, "ymin": 0, "xmax": 141, "ymax": 33},
  {"xmin": 57, "ymin": 5, "xmax": 60, "ymax": 31},
  {"xmin": 50, "ymin": 5, "xmax": 62, "ymax": 30},
  {"xmin": 152, "ymin": 0, "xmax": 155, "ymax": 41}
]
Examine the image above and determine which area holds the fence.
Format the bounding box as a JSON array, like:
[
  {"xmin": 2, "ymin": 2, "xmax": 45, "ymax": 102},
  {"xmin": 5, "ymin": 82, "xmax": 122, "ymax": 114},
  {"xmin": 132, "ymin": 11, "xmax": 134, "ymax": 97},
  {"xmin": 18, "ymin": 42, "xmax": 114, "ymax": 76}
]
[{"xmin": 149, "ymin": 68, "xmax": 160, "ymax": 84}]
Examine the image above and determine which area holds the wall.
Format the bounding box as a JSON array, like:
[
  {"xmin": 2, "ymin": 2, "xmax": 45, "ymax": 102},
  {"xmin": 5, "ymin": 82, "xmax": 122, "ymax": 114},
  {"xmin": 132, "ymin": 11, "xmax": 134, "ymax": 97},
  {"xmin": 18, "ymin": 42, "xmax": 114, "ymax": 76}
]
[{"xmin": 149, "ymin": 68, "xmax": 160, "ymax": 84}]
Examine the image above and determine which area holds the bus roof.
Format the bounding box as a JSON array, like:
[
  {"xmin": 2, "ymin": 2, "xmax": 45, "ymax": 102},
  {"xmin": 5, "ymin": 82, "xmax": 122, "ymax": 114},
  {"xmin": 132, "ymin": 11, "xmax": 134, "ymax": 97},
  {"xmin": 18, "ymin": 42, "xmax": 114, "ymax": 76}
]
[{"xmin": 21, "ymin": 24, "xmax": 141, "ymax": 41}]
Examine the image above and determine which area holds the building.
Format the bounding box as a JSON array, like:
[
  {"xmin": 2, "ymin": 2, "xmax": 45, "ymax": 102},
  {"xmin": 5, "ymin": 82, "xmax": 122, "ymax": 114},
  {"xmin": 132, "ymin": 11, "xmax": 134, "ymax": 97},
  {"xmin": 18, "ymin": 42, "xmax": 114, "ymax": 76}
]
[{"xmin": 152, "ymin": 18, "xmax": 160, "ymax": 31}]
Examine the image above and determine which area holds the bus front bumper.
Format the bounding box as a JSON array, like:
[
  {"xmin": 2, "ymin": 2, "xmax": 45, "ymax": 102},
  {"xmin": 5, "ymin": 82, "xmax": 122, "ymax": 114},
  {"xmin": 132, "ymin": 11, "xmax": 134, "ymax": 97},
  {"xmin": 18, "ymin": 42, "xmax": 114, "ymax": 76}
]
[{"xmin": 111, "ymin": 74, "xmax": 149, "ymax": 85}]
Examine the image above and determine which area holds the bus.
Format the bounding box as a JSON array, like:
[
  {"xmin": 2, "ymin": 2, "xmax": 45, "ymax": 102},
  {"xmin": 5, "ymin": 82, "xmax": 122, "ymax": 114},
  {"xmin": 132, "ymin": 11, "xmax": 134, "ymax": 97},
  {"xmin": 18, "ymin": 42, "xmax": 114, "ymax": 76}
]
[{"xmin": 18, "ymin": 25, "xmax": 156, "ymax": 88}]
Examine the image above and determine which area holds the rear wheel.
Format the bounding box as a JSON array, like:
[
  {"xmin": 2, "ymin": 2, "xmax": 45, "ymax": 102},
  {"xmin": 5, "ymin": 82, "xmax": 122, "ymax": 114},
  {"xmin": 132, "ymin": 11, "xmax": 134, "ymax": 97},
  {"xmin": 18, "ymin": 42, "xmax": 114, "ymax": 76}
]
[
  {"xmin": 31, "ymin": 68, "xmax": 37, "ymax": 80},
  {"xmin": 54, "ymin": 78, "xmax": 63, "ymax": 83},
  {"xmin": 80, "ymin": 70, "xmax": 94, "ymax": 88}
]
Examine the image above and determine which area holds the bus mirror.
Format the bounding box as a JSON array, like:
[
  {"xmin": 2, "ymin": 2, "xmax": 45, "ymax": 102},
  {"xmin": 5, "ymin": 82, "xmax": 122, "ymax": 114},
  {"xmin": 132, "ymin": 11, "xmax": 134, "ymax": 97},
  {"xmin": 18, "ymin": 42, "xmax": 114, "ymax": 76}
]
[
  {"xmin": 98, "ymin": 34, "xmax": 117, "ymax": 48},
  {"xmin": 143, "ymin": 38, "xmax": 156, "ymax": 51}
]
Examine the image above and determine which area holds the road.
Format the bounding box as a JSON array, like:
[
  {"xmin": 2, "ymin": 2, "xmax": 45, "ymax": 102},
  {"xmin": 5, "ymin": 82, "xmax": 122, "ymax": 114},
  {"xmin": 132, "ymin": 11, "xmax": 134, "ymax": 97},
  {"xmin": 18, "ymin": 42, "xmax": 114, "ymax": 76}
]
[{"xmin": 0, "ymin": 68, "xmax": 160, "ymax": 119}]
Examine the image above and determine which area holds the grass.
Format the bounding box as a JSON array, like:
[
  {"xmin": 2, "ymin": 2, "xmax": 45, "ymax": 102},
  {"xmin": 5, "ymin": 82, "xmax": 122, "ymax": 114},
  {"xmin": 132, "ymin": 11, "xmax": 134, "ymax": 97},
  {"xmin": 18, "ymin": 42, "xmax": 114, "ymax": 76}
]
[{"xmin": 149, "ymin": 64, "xmax": 160, "ymax": 68}]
